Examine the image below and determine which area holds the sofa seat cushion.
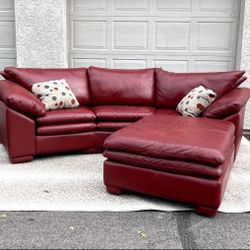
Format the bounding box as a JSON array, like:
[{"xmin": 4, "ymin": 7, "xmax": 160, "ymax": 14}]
[
  {"xmin": 36, "ymin": 107, "xmax": 96, "ymax": 125},
  {"xmin": 156, "ymin": 109, "xmax": 180, "ymax": 116},
  {"xmin": 97, "ymin": 122, "xmax": 133, "ymax": 132},
  {"xmin": 103, "ymin": 148, "xmax": 233, "ymax": 179},
  {"xmin": 92, "ymin": 105, "xmax": 155, "ymax": 122},
  {"xmin": 104, "ymin": 114, "xmax": 235, "ymax": 166},
  {"xmin": 37, "ymin": 123, "xmax": 96, "ymax": 136},
  {"xmin": 88, "ymin": 67, "xmax": 155, "ymax": 105}
]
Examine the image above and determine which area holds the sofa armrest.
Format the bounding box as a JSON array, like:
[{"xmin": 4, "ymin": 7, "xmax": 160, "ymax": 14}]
[
  {"xmin": 202, "ymin": 88, "xmax": 250, "ymax": 119},
  {"xmin": 0, "ymin": 80, "xmax": 46, "ymax": 117}
]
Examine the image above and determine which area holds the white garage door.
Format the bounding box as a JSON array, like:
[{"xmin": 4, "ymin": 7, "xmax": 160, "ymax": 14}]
[
  {"xmin": 68, "ymin": 0, "xmax": 241, "ymax": 72},
  {"xmin": 0, "ymin": 0, "xmax": 16, "ymax": 77}
]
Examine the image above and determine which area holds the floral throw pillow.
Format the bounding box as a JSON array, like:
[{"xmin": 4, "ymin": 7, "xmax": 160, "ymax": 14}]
[
  {"xmin": 31, "ymin": 79, "xmax": 79, "ymax": 111},
  {"xmin": 177, "ymin": 85, "xmax": 217, "ymax": 117}
]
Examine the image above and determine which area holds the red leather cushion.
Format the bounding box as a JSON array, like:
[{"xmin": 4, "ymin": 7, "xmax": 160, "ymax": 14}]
[
  {"xmin": 36, "ymin": 107, "xmax": 96, "ymax": 125},
  {"xmin": 97, "ymin": 122, "xmax": 133, "ymax": 132},
  {"xmin": 4, "ymin": 67, "xmax": 90, "ymax": 105},
  {"xmin": 156, "ymin": 109, "xmax": 180, "ymax": 116},
  {"xmin": 37, "ymin": 123, "xmax": 96, "ymax": 136},
  {"xmin": 155, "ymin": 69, "xmax": 245, "ymax": 108},
  {"xmin": 92, "ymin": 105, "xmax": 155, "ymax": 121},
  {"xmin": 104, "ymin": 114, "xmax": 235, "ymax": 166},
  {"xmin": 88, "ymin": 67, "xmax": 155, "ymax": 105},
  {"xmin": 0, "ymin": 80, "xmax": 46, "ymax": 117},
  {"xmin": 202, "ymin": 88, "xmax": 250, "ymax": 118},
  {"xmin": 103, "ymin": 149, "xmax": 233, "ymax": 179}
]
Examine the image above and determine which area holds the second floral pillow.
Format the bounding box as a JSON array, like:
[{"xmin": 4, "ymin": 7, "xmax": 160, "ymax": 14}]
[
  {"xmin": 177, "ymin": 85, "xmax": 217, "ymax": 117},
  {"xmin": 31, "ymin": 79, "xmax": 79, "ymax": 111}
]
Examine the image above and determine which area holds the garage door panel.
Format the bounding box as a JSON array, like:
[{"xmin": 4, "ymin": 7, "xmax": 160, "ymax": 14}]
[
  {"xmin": 156, "ymin": 0, "xmax": 192, "ymax": 12},
  {"xmin": 0, "ymin": 0, "xmax": 14, "ymax": 14},
  {"xmin": 154, "ymin": 22, "xmax": 190, "ymax": 51},
  {"xmin": 112, "ymin": 59, "xmax": 147, "ymax": 69},
  {"xmin": 0, "ymin": 0, "xmax": 15, "ymax": 78},
  {"xmin": 0, "ymin": 21, "xmax": 15, "ymax": 48},
  {"xmin": 113, "ymin": 21, "xmax": 149, "ymax": 50},
  {"xmin": 72, "ymin": 0, "xmax": 108, "ymax": 12},
  {"xmin": 153, "ymin": 60, "xmax": 188, "ymax": 72},
  {"xmin": 72, "ymin": 20, "xmax": 107, "ymax": 49},
  {"xmin": 198, "ymin": 0, "xmax": 235, "ymax": 13},
  {"xmin": 114, "ymin": 0, "xmax": 149, "ymax": 11},
  {"xmin": 196, "ymin": 21, "xmax": 236, "ymax": 52},
  {"xmin": 72, "ymin": 58, "xmax": 107, "ymax": 68},
  {"xmin": 194, "ymin": 60, "xmax": 233, "ymax": 72}
]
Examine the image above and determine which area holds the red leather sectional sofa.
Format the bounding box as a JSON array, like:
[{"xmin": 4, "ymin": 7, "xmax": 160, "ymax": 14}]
[
  {"xmin": 0, "ymin": 66, "xmax": 250, "ymax": 216},
  {"xmin": 0, "ymin": 66, "xmax": 249, "ymax": 164}
]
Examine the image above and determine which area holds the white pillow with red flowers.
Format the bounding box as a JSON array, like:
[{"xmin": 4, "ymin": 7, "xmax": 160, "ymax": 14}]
[
  {"xmin": 177, "ymin": 85, "xmax": 217, "ymax": 117},
  {"xmin": 31, "ymin": 79, "xmax": 79, "ymax": 111}
]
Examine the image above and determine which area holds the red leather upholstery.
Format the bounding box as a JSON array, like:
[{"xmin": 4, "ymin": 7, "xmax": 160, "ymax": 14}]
[
  {"xmin": 202, "ymin": 88, "xmax": 250, "ymax": 118},
  {"xmin": 92, "ymin": 105, "xmax": 155, "ymax": 121},
  {"xmin": 224, "ymin": 107, "xmax": 245, "ymax": 157},
  {"xmin": 37, "ymin": 123, "xmax": 96, "ymax": 135},
  {"xmin": 104, "ymin": 148, "xmax": 234, "ymax": 216},
  {"xmin": 36, "ymin": 132, "xmax": 97, "ymax": 155},
  {"xmin": 103, "ymin": 149, "xmax": 234, "ymax": 179},
  {"xmin": 4, "ymin": 67, "xmax": 90, "ymax": 105},
  {"xmin": 156, "ymin": 109, "xmax": 179, "ymax": 116},
  {"xmin": 155, "ymin": 69, "xmax": 246, "ymax": 108},
  {"xmin": 97, "ymin": 122, "xmax": 133, "ymax": 132},
  {"xmin": 0, "ymin": 101, "xmax": 35, "ymax": 163},
  {"xmin": 0, "ymin": 80, "xmax": 46, "ymax": 117},
  {"xmin": 88, "ymin": 67, "xmax": 155, "ymax": 105},
  {"xmin": 104, "ymin": 115, "xmax": 235, "ymax": 166},
  {"xmin": 36, "ymin": 107, "xmax": 96, "ymax": 125},
  {"xmin": 0, "ymin": 70, "xmax": 10, "ymax": 80}
]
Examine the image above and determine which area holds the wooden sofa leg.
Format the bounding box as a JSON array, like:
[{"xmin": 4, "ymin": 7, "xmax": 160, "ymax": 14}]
[
  {"xmin": 106, "ymin": 186, "xmax": 123, "ymax": 195},
  {"xmin": 196, "ymin": 206, "xmax": 218, "ymax": 217},
  {"xmin": 10, "ymin": 156, "xmax": 34, "ymax": 164}
]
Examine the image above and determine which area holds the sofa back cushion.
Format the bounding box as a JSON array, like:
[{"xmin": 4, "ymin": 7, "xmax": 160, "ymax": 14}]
[
  {"xmin": 88, "ymin": 67, "xmax": 155, "ymax": 105},
  {"xmin": 155, "ymin": 69, "xmax": 246, "ymax": 108},
  {"xmin": 4, "ymin": 67, "xmax": 90, "ymax": 105}
]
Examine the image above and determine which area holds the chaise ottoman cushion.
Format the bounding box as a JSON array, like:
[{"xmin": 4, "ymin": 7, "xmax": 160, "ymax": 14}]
[
  {"xmin": 92, "ymin": 105, "xmax": 155, "ymax": 122},
  {"xmin": 103, "ymin": 148, "xmax": 233, "ymax": 179},
  {"xmin": 104, "ymin": 114, "xmax": 235, "ymax": 166}
]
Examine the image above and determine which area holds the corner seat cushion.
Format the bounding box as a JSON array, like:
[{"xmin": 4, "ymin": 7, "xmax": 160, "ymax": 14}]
[
  {"xmin": 37, "ymin": 123, "xmax": 96, "ymax": 135},
  {"xmin": 104, "ymin": 114, "xmax": 235, "ymax": 166},
  {"xmin": 103, "ymin": 148, "xmax": 234, "ymax": 179},
  {"xmin": 92, "ymin": 105, "xmax": 156, "ymax": 122},
  {"xmin": 156, "ymin": 109, "xmax": 180, "ymax": 116},
  {"xmin": 4, "ymin": 67, "xmax": 90, "ymax": 105},
  {"xmin": 97, "ymin": 122, "xmax": 133, "ymax": 132},
  {"xmin": 155, "ymin": 69, "xmax": 245, "ymax": 108},
  {"xmin": 88, "ymin": 67, "xmax": 155, "ymax": 105},
  {"xmin": 36, "ymin": 107, "xmax": 96, "ymax": 125}
]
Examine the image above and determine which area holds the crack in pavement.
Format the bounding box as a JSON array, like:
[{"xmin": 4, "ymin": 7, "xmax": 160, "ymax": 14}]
[{"xmin": 175, "ymin": 212, "xmax": 198, "ymax": 249}]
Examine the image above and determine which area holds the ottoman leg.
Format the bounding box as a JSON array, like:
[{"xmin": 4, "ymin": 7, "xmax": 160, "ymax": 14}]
[
  {"xmin": 196, "ymin": 206, "xmax": 218, "ymax": 217},
  {"xmin": 106, "ymin": 186, "xmax": 123, "ymax": 195}
]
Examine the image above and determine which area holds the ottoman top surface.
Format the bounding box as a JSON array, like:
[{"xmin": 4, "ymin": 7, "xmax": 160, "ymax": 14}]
[{"xmin": 104, "ymin": 114, "xmax": 235, "ymax": 166}]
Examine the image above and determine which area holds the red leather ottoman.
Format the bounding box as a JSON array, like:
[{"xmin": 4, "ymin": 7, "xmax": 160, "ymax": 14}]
[{"xmin": 103, "ymin": 114, "xmax": 236, "ymax": 217}]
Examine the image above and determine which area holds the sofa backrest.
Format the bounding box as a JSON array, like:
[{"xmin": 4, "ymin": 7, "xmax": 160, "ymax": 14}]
[
  {"xmin": 88, "ymin": 67, "xmax": 155, "ymax": 106},
  {"xmin": 4, "ymin": 67, "xmax": 90, "ymax": 105},
  {"xmin": 155, "ymin": 69, "xmax": 246, "ymax": 108}
]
